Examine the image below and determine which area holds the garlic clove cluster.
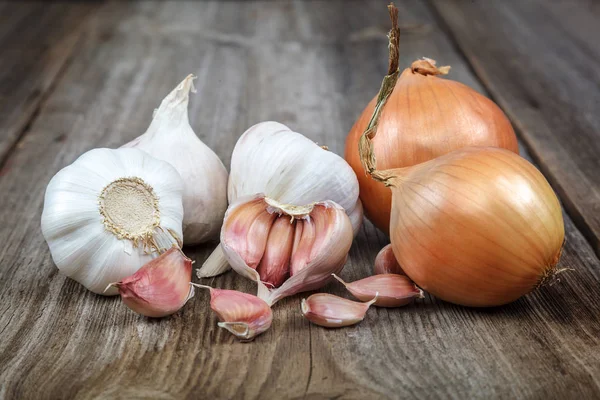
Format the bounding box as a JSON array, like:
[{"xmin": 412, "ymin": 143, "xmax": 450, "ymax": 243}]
[
  {"xmin": 41, "ymin": 148, "xmax": 184, "ymax": 295},
  {"xmin": 333, "ymin": 273, "xmax": 423, "ymax": 307},
  {"xmin": 220, "ymin": 194, "xmax": 354, "ymax": 306},
  {"xmin": 193, "ymin": 284, "xmax": 273, "ymax": 341},
  {"xmin": 108, "ymin": 247, "xmax": 194, "ymax": 318},
  {"xmin": 301, "ymin": 293, "xmax": 377, "ymax": 328},
  {"xmin": 123, "ymin": 75, "xmax": 228, "ymax": 245}
]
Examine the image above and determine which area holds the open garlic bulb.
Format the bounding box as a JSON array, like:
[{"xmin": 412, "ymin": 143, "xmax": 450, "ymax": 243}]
[
  {"xmin": 123, "ymin": 75, "xmax": 228, "ymax": 245},
  {"xmin": 198, "ymin": 121, "xmax": 362, "ymax": 284},
  {"xmin": 41, "ymin": 148, "xmax": 184, "ymax": 295}
]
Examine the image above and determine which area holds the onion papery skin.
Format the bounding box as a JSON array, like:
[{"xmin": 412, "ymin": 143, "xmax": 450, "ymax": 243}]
[
  {"xmin": 388, "ymin": 147, "xmax": 564, "ymax": 307},
  {"xmin": 345, "ymin": 67, "xmax": 519, "ymax": 233}
]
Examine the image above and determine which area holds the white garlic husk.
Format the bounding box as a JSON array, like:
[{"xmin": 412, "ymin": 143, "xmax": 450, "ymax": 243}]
[
  {"xmin": 123, "ymin": 75, "xmax": 228, "ymax": 245},
  {"xmin": 41, "ymin": 148, "xmax": 184, "ymax": 295},
  {"xmin": 198, "ymin": 121, "xmax": 362, "ymax": 278},
  {"xmin": 228, "ymin": 122, "xmax": 360, "ymax": 217}
]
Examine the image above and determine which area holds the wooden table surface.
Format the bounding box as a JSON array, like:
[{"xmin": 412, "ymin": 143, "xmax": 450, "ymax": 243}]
[{"xmin": 1, "ymin": 1, "xmax": 599, "ymax": 399}]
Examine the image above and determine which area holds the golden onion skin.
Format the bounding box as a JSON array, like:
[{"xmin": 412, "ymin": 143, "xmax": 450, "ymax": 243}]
[
  {"xmin": 345, "ymin": 67, "xmax": 519, "ymax": 234},
  {"xmin": 388, "ymin": 147, "xmax": 564, "ymax": 307}
]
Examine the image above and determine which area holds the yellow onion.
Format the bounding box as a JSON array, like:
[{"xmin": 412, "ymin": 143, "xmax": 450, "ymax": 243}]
[
  {"xmin": 344, "ymin": 4, "xmax": 518, "ymax": 234},
  {"xmin": 357, "ymin": 7, "xmax": 565, "ymax": 306},
  {"xmin": 363, "ymin": 147, "xmax": 565, "ymax": 306}
]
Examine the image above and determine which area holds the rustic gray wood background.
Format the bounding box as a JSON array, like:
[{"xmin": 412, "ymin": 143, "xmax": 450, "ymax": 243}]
[{"xmin": 1, "ymin": 1, "xmax": 599, "ymax": 399}]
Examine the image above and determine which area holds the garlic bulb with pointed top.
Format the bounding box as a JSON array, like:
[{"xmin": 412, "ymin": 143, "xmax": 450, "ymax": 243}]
[{"xmin": 123, "ymin": 75, "xmax": 228, "ymax": 245}]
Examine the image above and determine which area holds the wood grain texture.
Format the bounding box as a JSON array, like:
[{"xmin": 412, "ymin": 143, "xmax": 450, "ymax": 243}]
[
  {"xmin": 0, "ymin": 1, "xmax": 599, "ymax": 399},
  {"xmin": 0, "ymin": 2, "xmax": 98, "ymax": 166},
  {"xmin": 428, "ymin": 0, "xmax": 600, "ymax": 257}
]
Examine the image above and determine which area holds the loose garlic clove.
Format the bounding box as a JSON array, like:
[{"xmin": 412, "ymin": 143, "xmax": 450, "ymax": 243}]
[
  {"xmin": 192, "ymin": 284, "xmax": 272, "ymax": 341},
  {"xmin": 219, "ymin": 195, "xmax": 353, "ymax": 306},
  {"xmin": 107, "ymin": 247, "xmax": 194, "ymax": 318},
  {"xmin": 373, "ymin": 244, "xmax": 405, "ymax": 275},
  {"xmin": 332, "ymin": 274, "xmax": 423, "ymax": 308},
  {"xmin": 301, "ymin": 293, "xmax": 377, "ymax": 328}
]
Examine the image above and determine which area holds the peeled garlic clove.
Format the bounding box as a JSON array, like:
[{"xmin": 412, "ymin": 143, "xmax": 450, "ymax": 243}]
[
  {"xmin": 256, "ymin": 216, "xmax": 294, "ymax": 287},
  {"xmin": 301, "ymin": 293, "xmax": 377, "ymax": 328},
  {"xmin": 108, "ymin": 247, "xmax": 193, "ymax": 318},
  {"xmin": 192, "ymin": 284, "xmax": 272, "ymax": 341},
  {"xmin": 374, "ymin": 244, "xmax": 405, "ymax": 275},
  {"xmin": 123, "ymin": 75, "xmax": 228, "ymax": 245},
  {"xmin": 333, "ymin": 274, "xmax": 422, "ymax": 308},
  {"xmin": 219, "ymin": 194, "xmax": 353, "ymax": 305}
]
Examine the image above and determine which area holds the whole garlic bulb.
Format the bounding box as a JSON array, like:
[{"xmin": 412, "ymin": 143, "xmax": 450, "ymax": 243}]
[
  {"xmin": 198, "ymin": 121, "xmax": 362, "ymax": 278},
  {"xmin": 123, "ymin": 75, "xmax": 228, "ymax": 245},
  {"xmin": 41, "ymin": 148, "xmax": 184, "ymax": 295}
]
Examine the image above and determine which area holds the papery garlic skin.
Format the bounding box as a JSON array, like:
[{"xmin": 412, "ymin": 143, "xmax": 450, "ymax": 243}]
[
  {"xmin": 301, "ymin": 293, "xmax": 376, "ymax": 328},
  {"xmin": 228, "ymin": 121, "xmax": 361, "ymax": 232},
  {"xmin": 193, "ymin": 284, "xmax": 273, "ymax": 341},
  {"xmin": 220, "ymin": 195, "xmax": 354, "ymax": 306},
  {"xmin": 111, "ymin": 247, "xmax": 194, "ymax": 318},
  {"xmin": 41, "ymin": 148, "xmax": 184, "ymax": 295},
  {"xmin": 123, "ymin": 75, "xmax": 228, "ymax": 245}
]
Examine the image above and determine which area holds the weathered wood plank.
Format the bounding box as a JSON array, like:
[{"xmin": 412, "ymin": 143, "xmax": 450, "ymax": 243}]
[
  {"xmin": 0, "ymin": 2, "xmax": 98, "ymax": 167},
  {"xmin": 428, "ymin": 0, "xmax": 600, "ymax": 257},
  {"xmin": 0, "ymin": 1, "xmax": 599, "ymax": 399}
]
